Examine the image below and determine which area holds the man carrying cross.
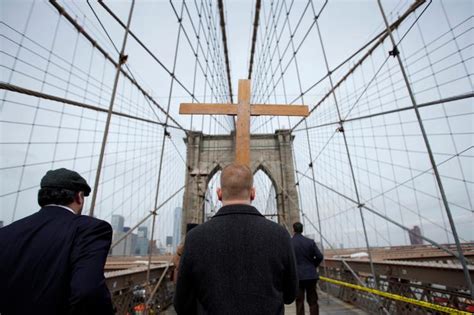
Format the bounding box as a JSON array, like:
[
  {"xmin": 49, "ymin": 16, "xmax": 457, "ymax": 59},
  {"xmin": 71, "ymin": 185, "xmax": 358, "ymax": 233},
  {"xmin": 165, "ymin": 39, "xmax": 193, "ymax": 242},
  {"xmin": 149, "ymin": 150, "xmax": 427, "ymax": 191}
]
[
  {"xmin": 174, "ymin": 162, "xmax": 298, "ymax": 314},
  {"xmin": 174, "ymin": 80, "xmax": 308, "ymax": 313}
]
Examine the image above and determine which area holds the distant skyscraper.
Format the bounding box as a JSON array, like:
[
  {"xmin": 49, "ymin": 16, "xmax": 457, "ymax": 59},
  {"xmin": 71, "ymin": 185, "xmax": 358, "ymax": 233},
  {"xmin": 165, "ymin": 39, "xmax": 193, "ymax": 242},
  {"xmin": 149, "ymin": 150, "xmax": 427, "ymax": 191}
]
[
  {"xmin": 110, "ymin": 219, "xmax": 138, "ymax": 256},
  {"xmin": 123, "ymin": 226, "xmax": 138, "ymax": 256},
  {"xmin": 136, "ymin": 226, "xmax": 149, "ymax": 256},
  {"xmin": 111, "ymin": 230, "xmax": 126, "ymax": 256},
  {"xmin": 111, "ymin": 215, "xmax": 124, "ymax": 232},
  {"xmin": 166, "ymin": 236, "xmax": 173, "ymax": 247},
  {"xmin": 172, "ymin": 207, "xmax": 182, "ymax": 253},
  {"xmin": 111, "ymin": 226, "xmax": 138, "ymax": 256},
  {"xmin": 409, "ymin": 225, "xmax": 423, "ymax": 245},
  {"xmin": 138, "ymin": 226, "xmax": 148, "ymax": 238}
]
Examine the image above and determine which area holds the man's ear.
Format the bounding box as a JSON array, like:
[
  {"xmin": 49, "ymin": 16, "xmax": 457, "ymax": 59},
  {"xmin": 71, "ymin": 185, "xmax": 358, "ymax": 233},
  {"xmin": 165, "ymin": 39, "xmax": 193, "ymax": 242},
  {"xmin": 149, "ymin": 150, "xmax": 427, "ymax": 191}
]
[
  {"xmin": 250, "ymin": 187, "xmax": 256, "ymax": 201},
  {"xmin": 217, "ymin": 187, "xmax": 223, "ymax": 201},
  {"xmin": 75, "ymin": 191, "xmax": 84, "ymax": 206}
]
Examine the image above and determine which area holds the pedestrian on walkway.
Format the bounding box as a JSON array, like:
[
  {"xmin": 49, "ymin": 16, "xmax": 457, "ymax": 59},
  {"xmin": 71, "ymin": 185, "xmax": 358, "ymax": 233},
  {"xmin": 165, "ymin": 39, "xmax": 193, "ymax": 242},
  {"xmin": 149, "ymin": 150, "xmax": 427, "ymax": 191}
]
[
  {"xmin": 171, "ymin": 223, "xmax": 198, "ymax": 283},
  {"xmin": 174, "ymin": 163, "xmax": 298, "ymax": 314},
  {"xmin": 0, "ymin": 168, "xmax": 115, "ymax": 315},
  {"xmin": 292, "ymin": 222, "xmax": 324, "ymax": 315}
]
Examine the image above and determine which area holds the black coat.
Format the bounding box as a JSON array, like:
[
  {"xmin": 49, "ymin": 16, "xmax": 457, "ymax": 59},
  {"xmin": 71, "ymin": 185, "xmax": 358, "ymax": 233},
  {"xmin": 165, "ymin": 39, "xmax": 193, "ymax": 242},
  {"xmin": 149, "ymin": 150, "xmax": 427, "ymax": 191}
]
[
  {"xmin": 174, "ymin": 204, "xmax": 298, "ymax": 315},
  {"xmin": 291, "ymin": 233, "xmax": 324, "ymax": 281},
  {"xmin": 0, "ymin": 206, "xmax": 115, "ymax": 315}
]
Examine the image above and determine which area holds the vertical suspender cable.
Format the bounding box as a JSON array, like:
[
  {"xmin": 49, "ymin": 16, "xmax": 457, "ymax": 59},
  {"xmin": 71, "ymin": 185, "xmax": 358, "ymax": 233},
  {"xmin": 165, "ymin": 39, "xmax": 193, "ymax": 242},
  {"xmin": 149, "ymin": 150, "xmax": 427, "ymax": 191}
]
[
  {"xmin": 377, "ymin": 0, "xmax": 473, "ymax": 298},
  {"xmin": 217, "ymin": 0, "xmax": 234, "ymax": 103}
]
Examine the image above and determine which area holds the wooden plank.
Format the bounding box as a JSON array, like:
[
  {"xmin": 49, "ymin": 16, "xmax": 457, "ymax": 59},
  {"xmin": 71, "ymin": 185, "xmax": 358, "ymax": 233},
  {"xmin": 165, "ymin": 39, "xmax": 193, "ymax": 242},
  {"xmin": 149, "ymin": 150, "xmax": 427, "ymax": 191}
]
[
  {"xmin": 179, "ymin": 103, "xmax": 237, "ymax": 115},
  {"xmin": 235, "ymin": 79, "xmax": 251, "ymax": 166},
  {"xmin": 250, "ymin": 104, "xmax": 309, "ymax": 117}
]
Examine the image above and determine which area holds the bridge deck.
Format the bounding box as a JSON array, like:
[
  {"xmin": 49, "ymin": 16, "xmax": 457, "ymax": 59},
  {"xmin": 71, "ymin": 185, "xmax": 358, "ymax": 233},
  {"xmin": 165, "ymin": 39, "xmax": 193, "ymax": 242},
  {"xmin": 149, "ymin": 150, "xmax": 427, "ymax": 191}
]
[
  {"xmin": 163, "ymin": 290, "xmax": 366, "ymax": 314},
  {"xmin": 105, "ymin": 251, "xmax": 473, "ymax": 313},
  {"xmin": 285, "ymin": 291, "xmax": 367, "ymax": 315}
]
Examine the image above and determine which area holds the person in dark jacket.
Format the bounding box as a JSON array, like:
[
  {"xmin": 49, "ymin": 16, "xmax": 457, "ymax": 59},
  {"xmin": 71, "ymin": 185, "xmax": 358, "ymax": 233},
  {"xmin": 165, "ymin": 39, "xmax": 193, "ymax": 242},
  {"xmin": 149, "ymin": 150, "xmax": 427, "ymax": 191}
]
[
  {"xmin": 0, "ymin": 168, "xmax": 115, "ymax": 315},
  {"xmin": 291, "ymin": 222, "xmax": 324, "ymax": 315},
  {"xmin": 174, "ymin": 163, "xmax": 298, "ymax": 314},
  {"xmin": 172, "ymin": 223, "xmax": 199, "ymax": 283}
]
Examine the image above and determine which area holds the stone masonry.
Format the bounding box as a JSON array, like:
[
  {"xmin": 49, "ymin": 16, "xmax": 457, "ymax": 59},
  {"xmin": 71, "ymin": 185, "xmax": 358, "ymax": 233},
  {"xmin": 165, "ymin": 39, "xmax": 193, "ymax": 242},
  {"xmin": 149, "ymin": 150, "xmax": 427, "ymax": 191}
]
[{"xmin": 181, "ymin": 129, "xmax": 300, "ymax": 233}]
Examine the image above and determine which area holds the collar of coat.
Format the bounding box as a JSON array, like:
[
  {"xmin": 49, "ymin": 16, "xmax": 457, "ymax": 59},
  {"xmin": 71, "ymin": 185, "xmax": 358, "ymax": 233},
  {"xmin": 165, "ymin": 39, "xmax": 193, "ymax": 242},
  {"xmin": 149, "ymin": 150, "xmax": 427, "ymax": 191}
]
[{"xmin": 213, "ymin": 204, "xmax": 264, "ymax": 218}]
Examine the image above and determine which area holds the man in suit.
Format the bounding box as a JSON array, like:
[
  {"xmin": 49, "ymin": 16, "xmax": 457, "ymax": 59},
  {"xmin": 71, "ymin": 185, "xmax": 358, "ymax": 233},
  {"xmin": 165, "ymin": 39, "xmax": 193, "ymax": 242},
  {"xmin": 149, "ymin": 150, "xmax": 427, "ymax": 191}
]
[
  {"xmin": 0, "ymin": 168, "xmax": 115, "ymax": 315},
  {"xmin": 291, "ymin": 222, "xmax": 324, "ymax": 315},
  {"xmin": 174, "ymin": 163, "xmax": 298, "ymax": 314}
]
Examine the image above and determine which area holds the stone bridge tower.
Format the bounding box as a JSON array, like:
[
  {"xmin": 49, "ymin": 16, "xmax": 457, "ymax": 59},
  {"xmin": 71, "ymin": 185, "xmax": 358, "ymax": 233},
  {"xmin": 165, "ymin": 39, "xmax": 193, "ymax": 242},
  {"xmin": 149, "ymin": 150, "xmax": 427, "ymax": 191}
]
[{"xmin": 182, "ymin": 129, "xmax": 300, "ymax": 232}]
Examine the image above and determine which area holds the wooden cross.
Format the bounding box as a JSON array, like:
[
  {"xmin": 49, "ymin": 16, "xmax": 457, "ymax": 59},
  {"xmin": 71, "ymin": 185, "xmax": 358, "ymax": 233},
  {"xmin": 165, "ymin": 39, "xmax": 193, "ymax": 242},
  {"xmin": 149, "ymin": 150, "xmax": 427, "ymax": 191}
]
[{"xmin": 180, "ymin": 79, "xmax": 309, "ymax": 166}]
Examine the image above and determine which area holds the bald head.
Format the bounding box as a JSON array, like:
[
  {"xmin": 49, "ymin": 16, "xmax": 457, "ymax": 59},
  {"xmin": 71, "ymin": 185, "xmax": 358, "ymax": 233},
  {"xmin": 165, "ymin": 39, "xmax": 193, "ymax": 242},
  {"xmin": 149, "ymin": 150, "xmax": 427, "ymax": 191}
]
[{"xmin": 218, "ymin": 163, "xmax": 255, "ymax": 203}]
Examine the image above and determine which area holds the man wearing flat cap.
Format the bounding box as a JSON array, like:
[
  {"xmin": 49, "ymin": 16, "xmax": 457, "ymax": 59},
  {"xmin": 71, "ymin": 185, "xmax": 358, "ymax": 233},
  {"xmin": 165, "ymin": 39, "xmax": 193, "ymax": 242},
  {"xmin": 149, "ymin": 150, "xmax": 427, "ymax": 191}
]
[{"xmin": 0, "ymin": 168, "xmax": 115, "ymax": 315}]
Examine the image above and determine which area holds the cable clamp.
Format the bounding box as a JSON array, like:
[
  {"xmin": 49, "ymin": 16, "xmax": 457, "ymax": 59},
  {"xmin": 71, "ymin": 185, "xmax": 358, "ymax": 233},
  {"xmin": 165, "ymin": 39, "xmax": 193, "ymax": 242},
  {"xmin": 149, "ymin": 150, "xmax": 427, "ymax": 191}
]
[
  {"xmin": 389, "ymin": 46, "xmax": 399, "ymax": 57},
  {"xmin": 119, "ymin": 54, "xmax": 128, "ymax": 65},
  {"xmin": 336, "ymin": 126, "xmax": 344, "ymax": 133}
]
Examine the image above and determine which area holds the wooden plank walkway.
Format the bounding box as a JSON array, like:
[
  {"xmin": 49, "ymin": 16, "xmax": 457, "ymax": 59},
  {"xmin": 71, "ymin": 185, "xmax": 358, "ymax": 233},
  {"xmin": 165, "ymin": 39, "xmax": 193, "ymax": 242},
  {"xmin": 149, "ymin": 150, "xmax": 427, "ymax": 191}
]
[{"xmin": 163, "ymin": 290, "xmax": 366, "ymax": 314}]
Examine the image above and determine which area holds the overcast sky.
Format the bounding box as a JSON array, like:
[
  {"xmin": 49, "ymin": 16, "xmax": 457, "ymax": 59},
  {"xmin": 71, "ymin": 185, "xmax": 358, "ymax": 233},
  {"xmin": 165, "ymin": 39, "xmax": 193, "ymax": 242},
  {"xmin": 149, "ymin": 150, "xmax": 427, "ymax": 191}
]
[{"xmin": 1, "ymin": 0, "xmax": 472, "ymax": 250}]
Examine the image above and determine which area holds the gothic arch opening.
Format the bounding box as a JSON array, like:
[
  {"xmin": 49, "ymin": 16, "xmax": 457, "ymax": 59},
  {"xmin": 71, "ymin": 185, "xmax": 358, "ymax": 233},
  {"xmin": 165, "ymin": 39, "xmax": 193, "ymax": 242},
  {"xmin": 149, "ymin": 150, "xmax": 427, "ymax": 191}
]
[
  {"xmin": 203, "ymin": 165, "xmax": 222, "ymax": 222},
  {"xmin": 253, "ymin": 169, "xmax": 278, "ymax": 223},
  {"xmin": 202, "ymin": 164, "xmax": 279, "ymax": 223}
]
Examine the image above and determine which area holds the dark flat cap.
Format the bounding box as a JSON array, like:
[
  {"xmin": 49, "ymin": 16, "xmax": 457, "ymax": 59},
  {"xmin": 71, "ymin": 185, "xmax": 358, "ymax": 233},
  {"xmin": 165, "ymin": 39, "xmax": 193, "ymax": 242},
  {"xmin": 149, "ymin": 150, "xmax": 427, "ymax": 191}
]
[{"xmin": 40, "ymin": 168, "xmax": 91, "ymax": 196}]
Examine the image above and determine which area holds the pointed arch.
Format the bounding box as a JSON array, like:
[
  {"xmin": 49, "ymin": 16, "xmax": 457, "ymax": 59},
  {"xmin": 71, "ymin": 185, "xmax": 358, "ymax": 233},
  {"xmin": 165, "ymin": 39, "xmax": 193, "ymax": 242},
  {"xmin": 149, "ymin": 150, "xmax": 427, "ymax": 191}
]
[
  {"xmin": 206, "ymin": 163, "xmax": 223, "ymax": 188},
  {"xmin": 253, "ymin": 163, "xmax": 279, "ymax": 223},
  {"xmin": 253, "ymin": 163, "xmax": 278, "ymax": 193},
  {"xmin": 203, "ymin": 164, "xmax": 223, "ymax": 221}
]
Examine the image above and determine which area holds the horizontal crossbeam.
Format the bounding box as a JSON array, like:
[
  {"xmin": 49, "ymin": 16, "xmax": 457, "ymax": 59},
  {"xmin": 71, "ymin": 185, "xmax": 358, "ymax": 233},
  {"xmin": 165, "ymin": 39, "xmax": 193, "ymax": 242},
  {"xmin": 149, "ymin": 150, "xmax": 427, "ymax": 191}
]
[{"xmin": 180, "ymin": 103, "xmax": 309, "ymax": 116}]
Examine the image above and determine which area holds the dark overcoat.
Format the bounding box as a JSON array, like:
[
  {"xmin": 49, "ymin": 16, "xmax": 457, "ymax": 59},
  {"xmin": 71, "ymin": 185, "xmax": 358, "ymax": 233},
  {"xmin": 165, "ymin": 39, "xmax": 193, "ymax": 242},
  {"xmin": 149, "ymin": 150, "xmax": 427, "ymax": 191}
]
[
  {"xmin": 0, "ymin": 206, "xmax": 115, "ymax": 315},
  {"xmin": 291, "ymin": 233, "xmax": 324, "ymax": 281},
  {"xmin": 174, "ymin": 204, "xmax": 298, "ymax": 314}
]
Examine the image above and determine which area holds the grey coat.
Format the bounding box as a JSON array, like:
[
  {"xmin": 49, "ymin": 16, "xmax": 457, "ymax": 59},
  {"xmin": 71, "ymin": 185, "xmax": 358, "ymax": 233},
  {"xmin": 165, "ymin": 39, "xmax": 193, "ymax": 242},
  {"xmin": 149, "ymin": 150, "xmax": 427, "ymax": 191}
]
[{"xmin": 174, "ymin": 204, "xmax": 298, "ymax": 315}]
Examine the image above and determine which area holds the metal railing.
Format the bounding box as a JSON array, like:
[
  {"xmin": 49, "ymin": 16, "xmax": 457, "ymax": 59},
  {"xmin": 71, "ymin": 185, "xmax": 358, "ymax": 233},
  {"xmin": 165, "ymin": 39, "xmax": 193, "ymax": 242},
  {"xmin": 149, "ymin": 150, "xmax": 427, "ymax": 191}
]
[
  {"xmin": 320, "ymin": 259, "xmax": 473, "ymax": 314},
  {"xmin": 106, "ymin": 263, "xmax": 174, "ymax": 315}
]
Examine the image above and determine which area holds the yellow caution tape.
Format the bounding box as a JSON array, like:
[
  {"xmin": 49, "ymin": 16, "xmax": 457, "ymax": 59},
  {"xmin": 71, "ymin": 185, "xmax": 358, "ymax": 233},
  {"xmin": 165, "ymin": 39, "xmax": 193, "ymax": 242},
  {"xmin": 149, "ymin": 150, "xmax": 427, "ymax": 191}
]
[{"xmin": 319, "ymin": 276, "xmax": 471, "ymax": 315}]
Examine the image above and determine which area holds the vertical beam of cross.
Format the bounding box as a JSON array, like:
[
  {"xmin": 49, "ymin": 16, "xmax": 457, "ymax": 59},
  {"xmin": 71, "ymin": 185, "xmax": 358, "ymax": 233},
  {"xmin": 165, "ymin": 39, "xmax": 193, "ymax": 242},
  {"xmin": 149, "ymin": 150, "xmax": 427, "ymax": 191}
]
[{"xmin": 236, "ymin": 80, "xmax": 251, "ymax": 165}]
